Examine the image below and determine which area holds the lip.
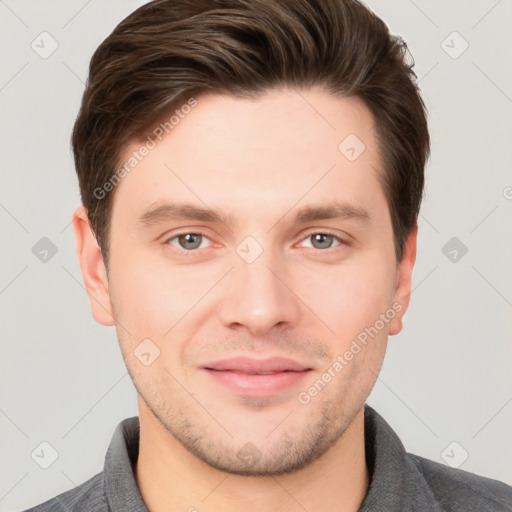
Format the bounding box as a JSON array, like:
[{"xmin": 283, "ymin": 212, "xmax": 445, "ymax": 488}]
[{"xmin": 201, "ymin": 356, "xmax": 313, "ymax": 397}]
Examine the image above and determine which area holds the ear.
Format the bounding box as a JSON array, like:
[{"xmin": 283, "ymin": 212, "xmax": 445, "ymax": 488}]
[
  {"xmin": 72, "ymin": 206, "xmax": 115, "ymax": 326},
  {"xmin": 388, "ymin": 224, "xmax": 417, "ymax": 336}
]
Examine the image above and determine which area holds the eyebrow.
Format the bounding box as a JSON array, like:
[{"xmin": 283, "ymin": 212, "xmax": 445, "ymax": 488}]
[{"xmin": 137, "ymin": 200, "xmax": 370, "ymax": 228}]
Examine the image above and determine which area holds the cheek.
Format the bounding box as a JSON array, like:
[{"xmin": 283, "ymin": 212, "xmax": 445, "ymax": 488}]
[
  {"xmin": 303, "ymin": 260, "xmax": 396, "ymax": 336},
  {"xmin": 107, "ymin": 251, "xmax": 225, "ymax": 357}
]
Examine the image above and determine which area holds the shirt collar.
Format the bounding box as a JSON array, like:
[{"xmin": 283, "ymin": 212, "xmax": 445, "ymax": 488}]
[
  {"xmin": 104, "ymin": 416, "xmax": 149, "ymax": 512},
  {"xmin": 103, "ymin": 405, "xmax": 443, "ymax": 511},
  {"xmin": 359, "ymin": 405, "xmax": 443, "ymax": 511}
]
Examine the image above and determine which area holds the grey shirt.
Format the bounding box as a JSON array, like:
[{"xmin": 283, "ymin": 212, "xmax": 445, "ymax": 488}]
[{"xmin": 22, "ymin": 405, "xmax": 512, "ymax": 511}]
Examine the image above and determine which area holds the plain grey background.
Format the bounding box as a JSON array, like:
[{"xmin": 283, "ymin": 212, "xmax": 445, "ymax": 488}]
[{"xmin": 1, "ymin": 0, "xmax": 511, "ymax": 510}]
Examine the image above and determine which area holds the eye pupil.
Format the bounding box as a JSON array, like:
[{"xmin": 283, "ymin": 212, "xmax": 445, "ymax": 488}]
[
  {"xmin": 311, "ymin": 233, "xmax": 333, "ymax": 249},
  {"xmin": 179, "ymin": 233, "xmax": 202, "ymax": 250}
]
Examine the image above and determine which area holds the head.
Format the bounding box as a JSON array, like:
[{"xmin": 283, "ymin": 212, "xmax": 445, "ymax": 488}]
[{"xmin": 72, "ymin": 0, "xmax": 429, "ymax": 476}]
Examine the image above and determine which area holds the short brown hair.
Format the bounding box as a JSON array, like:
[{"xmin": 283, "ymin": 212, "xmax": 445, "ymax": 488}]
[{"xmin": 72, "ymin": 0, "xmax": 430, "ymax": 266}]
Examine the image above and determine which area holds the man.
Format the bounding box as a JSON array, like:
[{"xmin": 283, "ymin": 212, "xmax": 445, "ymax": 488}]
[{"xmin": 23, "ymin": 0, "xmax": 512, "ymax": 510}]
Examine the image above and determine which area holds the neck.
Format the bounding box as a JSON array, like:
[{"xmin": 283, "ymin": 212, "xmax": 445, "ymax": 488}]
[{"xmin": 135, "ymin": 399, "xmax": 369, "ymax": 512}]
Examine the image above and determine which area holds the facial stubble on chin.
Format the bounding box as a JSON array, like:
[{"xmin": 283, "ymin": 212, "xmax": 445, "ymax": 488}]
[{"xmin": 133, "ymin": 372, "xmax": 359, "ymax": 477}]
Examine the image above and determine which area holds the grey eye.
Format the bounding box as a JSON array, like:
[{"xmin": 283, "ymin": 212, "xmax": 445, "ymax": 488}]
[
  {"xmin": 310, "ymin": 233, "xmax": 336, "ymax": 249},
  {"xmin": 177, "ymin": 233, "xmax": 203, "ymax": 250}
]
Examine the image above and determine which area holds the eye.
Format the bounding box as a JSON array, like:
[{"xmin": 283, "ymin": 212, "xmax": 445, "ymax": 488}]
[
  {"xmin": 166, "ymin": 232, "xmax": 212, "ymax": 251},
  {"xmin": 297, "ymin": 231, "xmax": 344, "ymax": 250},
  {"xmin": 164, "ymin": 230, "xmax": 346, "ymax": 254}
]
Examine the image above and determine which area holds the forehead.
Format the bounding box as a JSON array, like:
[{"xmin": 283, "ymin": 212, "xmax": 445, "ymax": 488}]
[{"xmin": 111, "ymin": 87, "xmax": 386, "ymax": 225}]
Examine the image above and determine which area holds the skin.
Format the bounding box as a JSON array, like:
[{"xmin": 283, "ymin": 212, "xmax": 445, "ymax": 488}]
[{"xmin": 73, "ymin": 86, "xmax": 417, "ymax": 512}]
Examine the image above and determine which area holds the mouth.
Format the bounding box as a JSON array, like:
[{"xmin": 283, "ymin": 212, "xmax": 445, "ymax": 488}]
[{"xmin": 201, "ymin": 356, "xmax": 313, "ymax": 397}]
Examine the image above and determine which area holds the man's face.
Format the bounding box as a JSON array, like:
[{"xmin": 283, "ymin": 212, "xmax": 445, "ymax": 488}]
[{"xmin": 78, "ymin": 87, "xmax": 415, "ymax": 475}]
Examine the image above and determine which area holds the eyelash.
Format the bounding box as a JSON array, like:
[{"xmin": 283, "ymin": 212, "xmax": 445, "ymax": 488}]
[{"xmin": 164, "ymin": 230, "xmax": 348, "ymax": 256}]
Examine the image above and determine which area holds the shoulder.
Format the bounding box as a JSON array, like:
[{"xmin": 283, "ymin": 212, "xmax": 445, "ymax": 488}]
[
  {"xmin": 20, "ymin": 471, "xmax": 108, "ymax": 512},
  {"xmin": 408, "ymin": 453, "xmax": 512, "ymax": 512}
]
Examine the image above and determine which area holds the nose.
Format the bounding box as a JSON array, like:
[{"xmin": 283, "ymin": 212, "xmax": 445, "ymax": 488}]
[{"xmin": 217, "ymin": 245, "xmax": 301, "ymax": 337}]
